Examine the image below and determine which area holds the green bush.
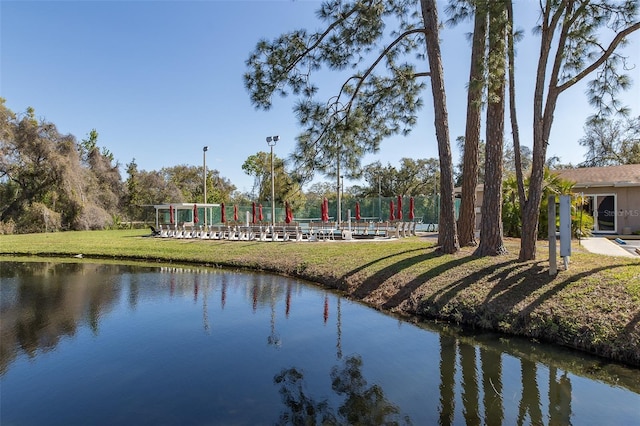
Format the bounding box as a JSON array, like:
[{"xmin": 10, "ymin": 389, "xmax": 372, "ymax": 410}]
[
  {"xmin": 502, "ymin": 169, "xmax": 591, "ymax": 239},
  {"xmin": 573, "ymin": 209, "xmax": 594, "ymax": 238},
  {"xmin": 0, "ymin": 219, "xmax": 16, "ymax": 235},
  {"xmin": 15, "ymin": 202, "xmax": 62, "ymax": 233}
]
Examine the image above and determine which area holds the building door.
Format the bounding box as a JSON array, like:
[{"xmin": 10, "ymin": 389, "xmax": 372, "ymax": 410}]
[{"xmin": 582, "ymin": 194, "xmax": 616, "ymax": 233}]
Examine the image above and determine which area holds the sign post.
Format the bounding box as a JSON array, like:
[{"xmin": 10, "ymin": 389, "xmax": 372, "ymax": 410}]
[
  {"xmin": 559, "ymin": 195, "xmax": 572, "ymax": 270},
  {"xmin": 548, "ymin": 195, "xmax": 557, "ymax": 275}
]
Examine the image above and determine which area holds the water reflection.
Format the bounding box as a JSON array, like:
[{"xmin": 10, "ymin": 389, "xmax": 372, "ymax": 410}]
[
  {"xmin": 549, "ymin": 367, "xmax": 572, "ymax": 425},
  {"xmin": 275, "ymin": 355, "xmax": 411, "ymax": 425},
  {"xmin": 518, "ymin": 358, "xmax": 543, "ymax": 425},
  {"xmin": 1, "ymin": 262, "xmax": 122, "ymax": 374},
  {"xmin": 438, "ymin": 335, "xmax": 456, "ymax": 425},
  {"xmin": 480, "ymin": 347, "xmax": 503, "ymax": 425},
  {"xmin": 1, "ymin": 260, "xmax": 639, "ymax": 425},
  {"xmin": 434, "ymin": 334, "xmax": 575, "ymax": 426}
]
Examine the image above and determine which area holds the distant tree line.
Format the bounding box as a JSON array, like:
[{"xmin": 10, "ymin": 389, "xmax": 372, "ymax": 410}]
[
  {"xmin": 1, "ymin": 95, "xmax": 636, "ymax": 235},
  {"xmin": 0, "ymin": 98, "xmax": 442, "ymax": 234},
  {"xmin": 0, "ymin": 99, "xmax": 237, "ymax": 234}
]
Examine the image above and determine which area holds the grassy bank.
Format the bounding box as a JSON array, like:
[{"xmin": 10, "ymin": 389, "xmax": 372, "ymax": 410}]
[{"xmin": 1, "ymin": 229, "xmax": 639, "ymax": 367}]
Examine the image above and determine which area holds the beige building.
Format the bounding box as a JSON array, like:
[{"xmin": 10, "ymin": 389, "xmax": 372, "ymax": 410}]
[
  {"xmin": 457, "ymin": 164, "xmax": 640, "ymax": 235},
  {"xmin": 555, "ymin": 164, "xmax": 640, "ymax": 235}
]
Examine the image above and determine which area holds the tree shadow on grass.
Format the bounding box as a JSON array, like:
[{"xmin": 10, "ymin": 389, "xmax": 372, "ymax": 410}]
[
  {"xmin": 482, "ymin": 261, "xmax": 548, "ymax": 303},
  {"xmin": 379, "ymin": 254, "xmax": 482, "ymax": 309},
  {"xmin": 341, "ymin": 247, "xmax": 427, "ymax": 283},
  {"xmin": 417, "ymin": 259, "xmax": 521, "ymax": 311},
  {"xmin": 425, "ymin": 261, "xmax": 633, "ymax": 318},
  {"xmin": 352, "ymin": 251, "xmax": 450, "ymax": 299},
  {"xmin": 519, "ymin": 264, "xmax": 631, "ymax": 316}
]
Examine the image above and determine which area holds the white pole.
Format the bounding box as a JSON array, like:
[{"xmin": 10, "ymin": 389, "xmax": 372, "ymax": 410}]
[
  {"xmin": 337, "ymin": 149, "xmax": 341, "ymax": 228},
  {"xmin": 266, "ymin": 136, "xmax": 279, "ymax": 233},
  {"xmin": 548, "ymin": 195, "xmax": 557, "ymax": 275},
  {"xmin": 560, "ymin": 195, "xmax": 572, "ymax": 269},
  {"xmin": 203, "ymin": 146, "xmax": 208, "ymax": 226},
  {"xmin": 271, "ymin": 145, "xmax": 275, "ymax": 227}
]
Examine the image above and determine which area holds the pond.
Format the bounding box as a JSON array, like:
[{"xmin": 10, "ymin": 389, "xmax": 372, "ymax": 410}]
[{"xmin": 1, "ymin": 260, "xmax": 639, "ymax": 425}]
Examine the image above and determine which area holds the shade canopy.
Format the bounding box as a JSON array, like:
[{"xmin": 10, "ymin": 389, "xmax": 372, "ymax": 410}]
[
  {"xmin": 233, "ymin": 205, "xmax": 238, "ymax": 221},
  {"xmin": 258, "ymin": 204, "xmax": 263, "ymax": 222},
  {"xmin": 221, "ymin": 203, "xmax": 226, "ymax": 223},
  {"xmin": 193, "ymin": 204, "xmax": 199, "ymax": 223},
  {"xmin": 355, "ymin": 202, "xmax": 361, "ymax": 221},
  {"xmin": 390, "ymin": 200, "xmax": 395, "ymax": 221},
  {"xmin": 397, "ymin": 195, "xmax": 403, "ymax": 220},
  {"xmin": 170, "ymin": 205, "xmax": 175, "ymax": 224}
]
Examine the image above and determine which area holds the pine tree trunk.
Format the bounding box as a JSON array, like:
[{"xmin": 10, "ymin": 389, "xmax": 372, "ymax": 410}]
[
  {"xmin": 459, "ymin": 3, "xmax": 487, "ymax": 247},
  {"xmin": 420, "ymin": 0, "xmax": 459, "ymax": 254},
  {"xmin": 474, "ymin": 0, "xmax": 507, "ymax": 257},
  {"xmin": 506, "ymin": 0, "xmax": 526, "ymax": 206}
]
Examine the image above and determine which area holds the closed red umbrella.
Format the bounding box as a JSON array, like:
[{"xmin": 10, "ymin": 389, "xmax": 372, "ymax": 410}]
[
  {"xmin": 397, "ymin": 195, "xmax": 403, "ymax": 220},
  {"xmin": 390, "ymin": 200, "xmax": 395, "ymax": 221},
  {"xmin": 233, "ymin": 205, "xmax": 238, "ymax": 222},
  {"xmin": 221, "ymin": 203, "xmax": 226, "ymax": 223},
  {"xmin": 258, "ymin": 204, "xmax": 263, "ymax": 222},
  {"xmin": 355, "ymin": 202, "xmax": 361, "ymax": 221},
  {"xmin": 325, "ymin": 198, "xmax": 330, "ymax": 221},
  {"xmin": 285, "ymin": 201, "xmax": 292, "ymax": 224},
  {"xmin": 252, "ymin": 202, "xmax": 256, "ymax": 224},
  {"xmin": 169, "ymin": 205, "xmax": 174, "ymax": 224},
  {"xmin": 322, "ymin": 198, "xmax": 329, "ymax": 222},
  {"xmin": 193, "ymin": 204, "xmax": 199, "ymax": 223},
  {"xmin": 409, "ymin": 197, "xmax": 415, "ymax": 220}
]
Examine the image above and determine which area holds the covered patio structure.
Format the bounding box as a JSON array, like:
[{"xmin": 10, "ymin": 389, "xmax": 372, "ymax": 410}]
[{"xmin": 153, "ymin": 203, "xmax": 220, "ymax": 228}]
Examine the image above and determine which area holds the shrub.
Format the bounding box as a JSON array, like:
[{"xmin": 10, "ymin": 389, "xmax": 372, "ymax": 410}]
[
  {"xmin": 74, "ymin": 205, "xmax": 112, "ymax": 230},
  {"xmin": 15, "ymin": 202, "xmax": 62, "ymax": 233},
  {"xmin": 0, "ymin": 219, "xmax": 16, "ymax": 235}
]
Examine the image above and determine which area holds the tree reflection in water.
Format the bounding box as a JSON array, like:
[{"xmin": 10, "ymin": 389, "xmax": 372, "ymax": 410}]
[
  {"xmin": 460, "ymin": 342, "xmax": 480, "ymax": 425},
  {"xmin": 438, "ymin": 335, "xmax": 456, "ymax": 425},
  {"xmin": 274, "ymin": 355, "xmax": 412, "ymax": 426},
  {"xmin": 2, "ymin": 262, "xmax": 122, "ymax": 373},
  {"xmin": 437, "ymin": 333, "xmax": 573, "ymax": 426},
  {"xmin": 549, "ymin": 367, "xmax": 572, "ymax": 424},
  {"xmin": 518, "ymin": 358, "xmax": 543, "ymax": 425},
  {"xmin": 480, "ymin": 347, "xmax": 503, "ymax": 425},
  {"xmin": 5, "ymin": 261, "xmax": 635, "ymax": 425}
]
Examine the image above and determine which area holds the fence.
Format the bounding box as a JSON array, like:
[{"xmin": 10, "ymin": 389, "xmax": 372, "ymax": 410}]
[
  {"xmin": 143, "ymin": 195, "xmax": 460, "ymax": 226},
  {"xmin": 221, "ymin": 195, "xmax": 457, "ymax": 225}
]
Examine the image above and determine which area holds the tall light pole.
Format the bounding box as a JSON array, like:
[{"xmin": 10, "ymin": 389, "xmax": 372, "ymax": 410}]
[
  {"xmin": 326, "ymin": 98, "xmax": 344, "ymax": 227},
  {"xmin": 378, "ymin": 175, "xmax": 382, "ymax": 221},
  {"xmin": 203, "ymin": 146, "xmax": 208, "ymax": 226},
  {"xmin": 340, "ymin": 174, "xmax": 344, "ymax": 222},
  {"xmin": 336, "ymin": 149, "xmax": 341, "ymax": 227},
  {"xmin": 266, "ymin": 135, "xmax": 279, "ymax": 229}
]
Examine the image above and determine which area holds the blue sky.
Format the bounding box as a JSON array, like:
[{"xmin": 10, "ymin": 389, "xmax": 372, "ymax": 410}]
[{"xmin": 2, "ymin": 0, "xmax": 638, "ymax": 194}]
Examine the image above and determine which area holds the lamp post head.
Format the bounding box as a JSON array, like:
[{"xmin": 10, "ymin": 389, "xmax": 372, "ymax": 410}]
[
  {"xmin": 203, "ymin": 146, "xmax": 208, "ymax": 152},
  {"xmin": 266, "ymin": 135, "xmax": 279, "ymax": 146}
]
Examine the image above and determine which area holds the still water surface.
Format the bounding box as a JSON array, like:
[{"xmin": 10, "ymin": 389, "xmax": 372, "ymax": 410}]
[{"xmin": 1, "ymin": 260, "xmax": 639, "ymax": 425}]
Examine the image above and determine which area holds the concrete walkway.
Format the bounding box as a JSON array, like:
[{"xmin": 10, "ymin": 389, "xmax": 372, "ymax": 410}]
[{"xmin": 578, "ymin": 237, "xmax": 638, "ymax": 258}]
